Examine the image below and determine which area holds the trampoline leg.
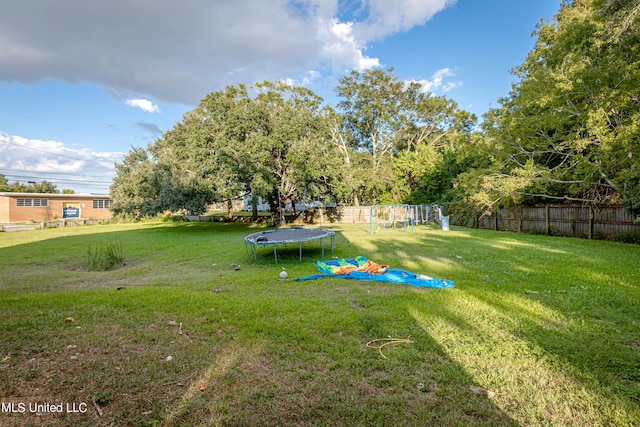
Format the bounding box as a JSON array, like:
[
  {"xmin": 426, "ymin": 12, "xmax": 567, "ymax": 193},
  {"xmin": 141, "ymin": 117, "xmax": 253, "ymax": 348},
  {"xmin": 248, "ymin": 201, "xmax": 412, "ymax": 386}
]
[
  {"xmin": 274, "ymin": 246, "xmax": 278, "ymax": 264},
  {"xmin": 300, "ymin": 241, "xmax": 303, "ymax": 262},
  {"xmin": 321, "ymin": 238, "xmax": 325, "ymax": 258},
  {"xmin": 246, "ymin": 241, "xmax": 255, "ymax": 261},
  {"xmin": 331, "ymin": 235, "xmax": 335, "ymax": 253}
]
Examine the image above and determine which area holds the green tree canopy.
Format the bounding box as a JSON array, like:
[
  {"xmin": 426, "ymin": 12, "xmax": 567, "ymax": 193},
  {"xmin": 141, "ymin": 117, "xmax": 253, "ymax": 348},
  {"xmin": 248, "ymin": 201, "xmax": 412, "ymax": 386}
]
[
  {"xmin": 335, "ymin": 68, "xmax": 476, "ymax": 204},
  {"xmin": 458, "ymin": 0, "xmax": 640, "ymax": 216},
  {"xmin": 0, "ymin": 173, "xmax": 9, "ymax": 191},
  {"xmin": 110, "ymin": 82, "xmax": 341, "ymax": 223},
  {"xmin": 335, "ymin": 68, "xmax": 410, "ymax": 203},
  {"xmin": 0, "ymin": 174, "xmax": 61, "ymax": 194},
  {"xmin": 30, "ymin": 180, "xmax": 60, "ymax": 194},
  {"xmin": 110, "ymin": 147, "xmax": 161, "ymax": 217}
]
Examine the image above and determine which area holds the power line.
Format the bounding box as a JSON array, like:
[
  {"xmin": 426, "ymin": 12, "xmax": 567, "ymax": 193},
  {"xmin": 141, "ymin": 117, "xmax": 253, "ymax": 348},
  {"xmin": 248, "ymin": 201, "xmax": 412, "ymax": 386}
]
[
  {"xmin": 0, "ymin": 106, "xmax": 97, "ymax": 137},
  {"xmin": 1, "ymin": 173, "xmax": 111, "ymax": 185},
  {"xmin": 0, "ymin": 168, "xmax": 114, "ymax": 180},
  {"xmin": 0, "ymin": 106, "xmax": 130, "ymax": 148},
  {"xmin": 5, "ymin": 177, "xmax": 111, "ymax": 191},
  {"xmin": 0, "ymin": 139, "xmax": 120, "ymax": 168}
]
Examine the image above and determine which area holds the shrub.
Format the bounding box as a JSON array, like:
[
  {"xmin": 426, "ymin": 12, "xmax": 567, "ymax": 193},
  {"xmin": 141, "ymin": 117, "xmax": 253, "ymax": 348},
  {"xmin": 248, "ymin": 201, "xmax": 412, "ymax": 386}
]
[
  {"xmin": 610, "ymin": 231, "xmax": 640, "ymax": 245},
  {"xmin": 159, "ymin": 212, "xmax": 187, "ymax": 222},
  {"xmin": 86, "ymin": 240, "xmax": 124, "ymax": 271}
]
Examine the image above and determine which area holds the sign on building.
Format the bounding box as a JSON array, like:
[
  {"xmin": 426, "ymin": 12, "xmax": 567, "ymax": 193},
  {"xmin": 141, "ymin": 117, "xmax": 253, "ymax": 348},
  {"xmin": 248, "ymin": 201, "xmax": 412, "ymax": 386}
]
[{"xmin": 63, "ymin": 203, "xmax": 80, "ymax": 218}]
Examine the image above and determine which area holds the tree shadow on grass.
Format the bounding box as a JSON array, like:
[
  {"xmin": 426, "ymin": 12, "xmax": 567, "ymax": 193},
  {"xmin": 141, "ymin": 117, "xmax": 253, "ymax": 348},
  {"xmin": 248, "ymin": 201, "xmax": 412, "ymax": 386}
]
[
  {"xmin": 158, "ymin": 285, "xmax": 518, "ymax": 426},
  {"xmin": 345, "ymin": 224, "xmax": 640, "ymax": 425}
]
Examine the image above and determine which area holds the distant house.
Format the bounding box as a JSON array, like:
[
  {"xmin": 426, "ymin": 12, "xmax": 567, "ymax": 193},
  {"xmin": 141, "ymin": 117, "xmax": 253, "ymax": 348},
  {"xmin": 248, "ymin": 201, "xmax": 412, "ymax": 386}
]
[
  {"xmin": 0, "ymin": 192, "xmax": 113, "ymax": 223},
  {"xmin": 241, "ymin": 195, "xmax": 334, "ymax": 212},
  {"xmin": 207, "ymin": 199, "xmax": 244, "ymax": 212},
  {"xmin": 243, "ymin": 195, "xmax": 271, "ymax": 212}
]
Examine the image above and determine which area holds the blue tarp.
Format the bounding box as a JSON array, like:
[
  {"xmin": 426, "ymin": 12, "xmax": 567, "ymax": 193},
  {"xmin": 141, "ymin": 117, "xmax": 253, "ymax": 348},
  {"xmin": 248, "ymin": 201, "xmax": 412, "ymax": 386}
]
[{"xmin": 294, "ymin": 256, "xmax": 454, "ymax": 289}]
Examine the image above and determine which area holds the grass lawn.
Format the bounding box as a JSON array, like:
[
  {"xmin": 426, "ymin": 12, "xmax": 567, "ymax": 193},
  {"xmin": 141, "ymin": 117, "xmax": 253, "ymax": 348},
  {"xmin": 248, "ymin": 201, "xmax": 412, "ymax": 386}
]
[{"xmin": 1, "ymin": 221, "xmax": 639, "ymax": 426}]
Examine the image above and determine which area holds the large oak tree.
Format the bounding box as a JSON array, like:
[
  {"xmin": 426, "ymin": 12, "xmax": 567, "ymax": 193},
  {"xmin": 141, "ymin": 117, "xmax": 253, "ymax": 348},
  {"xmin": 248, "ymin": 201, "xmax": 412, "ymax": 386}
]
[{"xmin": 110, "ymin": 82, "xmax": 341, "ymax": 223}]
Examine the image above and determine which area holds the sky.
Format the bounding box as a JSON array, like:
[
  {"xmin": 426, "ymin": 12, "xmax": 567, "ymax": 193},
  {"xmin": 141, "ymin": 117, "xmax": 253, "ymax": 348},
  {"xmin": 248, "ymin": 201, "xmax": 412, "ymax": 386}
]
[{"xmin": 0, "ymin": 0, "xmax": 562, "ymax": 194}]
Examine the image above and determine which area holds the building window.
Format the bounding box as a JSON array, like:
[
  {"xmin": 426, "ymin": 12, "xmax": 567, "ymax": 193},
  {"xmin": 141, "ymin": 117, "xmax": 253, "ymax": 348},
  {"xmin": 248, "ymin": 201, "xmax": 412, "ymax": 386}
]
[
  {"xmin": 17, "ymin": 198, "xmax": 48, "ymax": 207},
  {"xmin": 93, "ymin": 199, "xmax": 113, "ymax": 209}
]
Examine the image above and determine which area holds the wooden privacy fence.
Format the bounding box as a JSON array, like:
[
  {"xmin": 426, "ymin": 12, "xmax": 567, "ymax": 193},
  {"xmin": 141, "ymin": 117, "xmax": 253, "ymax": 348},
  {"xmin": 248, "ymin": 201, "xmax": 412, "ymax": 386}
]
[
  {"xmin": 186, "ymin": 206, "xmax": 374, "ymax": 225},
  {"xmin": 188, "ymin": 204, "xmax": 638, "ymax": 240},
  {"xmin": 289, "ymin": 205, "xmax": 441, "ymax": 226},
  {"xmin": 292, "ymin": 206, "xmax": 371, "ymax": 224},
  {"xmin": 453, "ymin": 205, "xmax": 640, "ymax": 239}
]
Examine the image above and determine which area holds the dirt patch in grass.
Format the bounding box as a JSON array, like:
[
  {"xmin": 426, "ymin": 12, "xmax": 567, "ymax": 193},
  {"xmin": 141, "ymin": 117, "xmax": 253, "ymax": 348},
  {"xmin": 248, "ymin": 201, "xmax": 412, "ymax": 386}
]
[
  {"xmin": 1, "ymin": 338, "xmax": 196, "ymax": 426},
  {"xmin": 0, "ymin": 307, "xmax": 239, "ymax": 426}
]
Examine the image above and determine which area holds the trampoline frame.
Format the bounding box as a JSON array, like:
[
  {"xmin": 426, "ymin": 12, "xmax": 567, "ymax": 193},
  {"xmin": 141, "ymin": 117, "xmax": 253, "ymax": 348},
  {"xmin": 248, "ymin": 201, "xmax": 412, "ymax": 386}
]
[{"xmin": 244, "ymin": 228, "xmax": 335, "ymax": 263}]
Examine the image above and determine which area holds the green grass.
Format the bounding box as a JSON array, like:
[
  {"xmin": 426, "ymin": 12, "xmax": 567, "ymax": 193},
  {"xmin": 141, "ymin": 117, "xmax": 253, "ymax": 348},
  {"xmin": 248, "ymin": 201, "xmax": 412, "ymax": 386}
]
[
  {"xmin": 0, "ymin": 222, "xmax": 639, "ymax": 426},
  {"xmin": 86, "ymin": 239, "xmax": 125, "ymax": 271}
]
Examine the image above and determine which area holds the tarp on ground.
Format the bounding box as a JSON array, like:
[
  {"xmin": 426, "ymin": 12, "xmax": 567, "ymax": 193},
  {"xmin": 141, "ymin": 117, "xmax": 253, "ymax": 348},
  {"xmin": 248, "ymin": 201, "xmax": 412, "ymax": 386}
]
[{"xmin": 294, "ymin": 256, "xmax": 454, "ymax": 288}]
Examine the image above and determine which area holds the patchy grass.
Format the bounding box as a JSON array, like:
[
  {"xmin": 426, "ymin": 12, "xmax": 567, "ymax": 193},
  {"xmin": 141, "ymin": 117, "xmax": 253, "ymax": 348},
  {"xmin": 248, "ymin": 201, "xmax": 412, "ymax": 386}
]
[{"xmin": 0, "ymin": 222, "xmax": 639, "ymax": 426}]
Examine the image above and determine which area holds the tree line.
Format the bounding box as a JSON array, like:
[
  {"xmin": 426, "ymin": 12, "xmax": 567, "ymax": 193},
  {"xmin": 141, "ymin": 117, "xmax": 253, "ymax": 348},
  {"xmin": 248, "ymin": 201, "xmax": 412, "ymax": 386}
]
[
  {"xmin": 0, "ymin": 174, "xmax": 74, "ymax": 194},
  {"xmin": 110, "ymin": 0, "xmax": 640, "ymax": 223}
]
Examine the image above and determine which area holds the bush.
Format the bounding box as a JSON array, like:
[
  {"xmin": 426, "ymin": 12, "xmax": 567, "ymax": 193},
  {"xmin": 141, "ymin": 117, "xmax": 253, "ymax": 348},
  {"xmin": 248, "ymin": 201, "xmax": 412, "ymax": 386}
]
[
  {"xmin": 86, "ymin": 240, "xmax": 124, "ymax": 271},
  {"xmin": 610, "ymin": 231, "xmax": 640, "ymax": 245},
  {"xmin": 159, "ymin": 212, "xmax": 187, "ymax": 222}
]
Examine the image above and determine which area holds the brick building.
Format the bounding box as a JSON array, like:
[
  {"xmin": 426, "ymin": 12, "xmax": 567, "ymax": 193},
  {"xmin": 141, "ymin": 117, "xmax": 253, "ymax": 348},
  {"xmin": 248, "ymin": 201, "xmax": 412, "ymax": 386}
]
[{"xmin": 0, "ymin": 193, "xmax": 113, "ymax": 223}]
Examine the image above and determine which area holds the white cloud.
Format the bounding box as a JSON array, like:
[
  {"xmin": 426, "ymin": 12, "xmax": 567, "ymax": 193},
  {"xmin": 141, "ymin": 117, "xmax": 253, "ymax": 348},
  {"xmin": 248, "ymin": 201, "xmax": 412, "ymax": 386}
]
[
  {"xmin": 0, "ymin": 1, "xmax": 322, "ymax": 104},
  {"xmin": 0, "ymin": 0, "xmax": 456, "ymax": 104},
  {"xmin": 126, "ymin": 98, "xmax": 160, "ymax": 113},
  {"xmin": 318, "ymin": 18, "xmax": 380, "ymax": 71},
  {"xmin": 280, "ymin": 70, "xmax": 324, "ymax": 90},
  {"xmin": 354, "ymin": 0, "xmax": 457, "ymax": 41},
  {"xmin": 442, "ymin": 80, "xmax": 463, "ymax": 92},
  {"xmin": 0, "ymin": 131, "xmax": 123, "ymax": 193},
  {"xmin": 313, "ymin": 1, "xmax": 457, "ymax": 76},
  {"xmin": 410, "ymin": 68, "xmax": 463, "ymax": 94},
  {"xmin": 301, "ymin": 70, "xmax": 322, "ymax": 86}
]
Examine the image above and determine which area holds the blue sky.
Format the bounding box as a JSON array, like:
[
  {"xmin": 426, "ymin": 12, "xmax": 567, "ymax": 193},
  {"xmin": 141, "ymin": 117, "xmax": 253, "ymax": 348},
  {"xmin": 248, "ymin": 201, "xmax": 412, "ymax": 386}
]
[{"xmin": 0, "ymin": 0, "xmax": 562, "ymax": 194}]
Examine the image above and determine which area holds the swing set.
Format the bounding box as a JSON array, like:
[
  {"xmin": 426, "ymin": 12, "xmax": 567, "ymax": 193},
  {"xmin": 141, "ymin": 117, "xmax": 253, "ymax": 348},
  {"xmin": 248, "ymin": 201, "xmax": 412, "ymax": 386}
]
[{"xmin": 369, "ymin": 204, "xmax": 443, "ymax": 235}]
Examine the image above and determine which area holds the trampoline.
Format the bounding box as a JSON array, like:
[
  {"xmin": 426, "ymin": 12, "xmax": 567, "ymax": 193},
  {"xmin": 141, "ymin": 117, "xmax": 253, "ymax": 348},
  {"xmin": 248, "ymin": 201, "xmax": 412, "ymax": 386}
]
[{"xmin": 245, "ymin": 228, "xmax": 335, "ymax": 263}]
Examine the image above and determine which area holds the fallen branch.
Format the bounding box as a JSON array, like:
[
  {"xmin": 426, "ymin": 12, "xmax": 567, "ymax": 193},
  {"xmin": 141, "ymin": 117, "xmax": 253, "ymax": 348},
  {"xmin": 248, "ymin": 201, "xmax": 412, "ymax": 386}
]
[{"xmin": 92, "ymin": 398, "xmax": 103, "ymax": 417}]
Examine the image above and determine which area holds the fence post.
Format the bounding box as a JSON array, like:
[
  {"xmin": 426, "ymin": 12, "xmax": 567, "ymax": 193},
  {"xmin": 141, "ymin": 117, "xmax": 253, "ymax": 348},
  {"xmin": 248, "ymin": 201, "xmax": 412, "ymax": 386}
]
[
  {"xmin": 589, "ymin": 205, "xmax": 593, "ymax": 240},
  {"xmin": 545, "ymin": 205, "xmax": 550, "ymax": 235},
  {"xmin": 569, "ymin": 209, "xmax": 575, "ymax": 235},
  {"xmin": 518, "ymin": 206, "xmax": 523, "ymax": 232},
  {"xmin": 369, "ymin": 206, "xmax": 374, "ymax": 235}
]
